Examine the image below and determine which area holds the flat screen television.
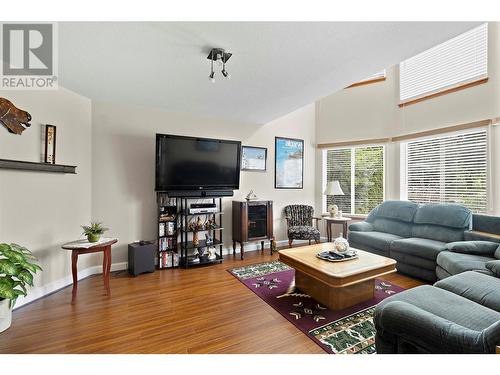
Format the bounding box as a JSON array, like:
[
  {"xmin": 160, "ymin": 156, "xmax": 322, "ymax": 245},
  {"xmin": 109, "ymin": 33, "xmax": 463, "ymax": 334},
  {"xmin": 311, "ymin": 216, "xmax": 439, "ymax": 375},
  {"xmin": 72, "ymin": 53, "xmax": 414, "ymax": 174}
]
[{"xmin": 155, "ymin": 134, "xmax": 241, "ymax": 193}]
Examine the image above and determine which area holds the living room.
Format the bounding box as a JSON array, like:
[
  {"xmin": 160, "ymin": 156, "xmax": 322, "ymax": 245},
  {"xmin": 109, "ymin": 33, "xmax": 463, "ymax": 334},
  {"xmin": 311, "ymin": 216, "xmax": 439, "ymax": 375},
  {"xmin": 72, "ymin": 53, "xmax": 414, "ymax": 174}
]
[{"xmin": 1, "ymin": 1, "xmax": 500, "ymax": 373}]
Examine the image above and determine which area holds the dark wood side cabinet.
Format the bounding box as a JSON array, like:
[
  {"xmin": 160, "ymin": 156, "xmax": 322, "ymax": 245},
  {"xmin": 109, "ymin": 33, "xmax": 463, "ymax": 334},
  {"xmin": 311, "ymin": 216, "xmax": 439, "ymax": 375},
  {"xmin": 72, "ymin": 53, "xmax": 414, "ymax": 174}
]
[{"xmin": 232, "ymin": 200, "xmax": 273, "ymax": 259}]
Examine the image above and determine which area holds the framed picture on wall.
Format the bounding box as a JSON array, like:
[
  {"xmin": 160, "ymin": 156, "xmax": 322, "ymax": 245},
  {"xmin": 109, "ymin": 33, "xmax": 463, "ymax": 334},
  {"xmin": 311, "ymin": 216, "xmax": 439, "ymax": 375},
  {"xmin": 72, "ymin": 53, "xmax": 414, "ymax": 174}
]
[
  {"xmin": 275, "ymin": 137, "xmax": 304, "ymax": 189},
  {"xmin": 44, "ymin": 124, "xmax": 57, "ymax": 164},
  {"xmin": 241, "ymin": 146, "xmax": 267, "ymax": 171}
]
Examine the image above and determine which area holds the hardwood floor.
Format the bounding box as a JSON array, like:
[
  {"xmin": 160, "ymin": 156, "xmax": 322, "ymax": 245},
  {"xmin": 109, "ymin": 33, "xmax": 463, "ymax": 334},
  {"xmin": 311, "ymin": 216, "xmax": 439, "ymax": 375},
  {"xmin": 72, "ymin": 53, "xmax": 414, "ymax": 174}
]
[{"xmin": 0, "ymin": 248, "xmax": 425, "ymax": 354}]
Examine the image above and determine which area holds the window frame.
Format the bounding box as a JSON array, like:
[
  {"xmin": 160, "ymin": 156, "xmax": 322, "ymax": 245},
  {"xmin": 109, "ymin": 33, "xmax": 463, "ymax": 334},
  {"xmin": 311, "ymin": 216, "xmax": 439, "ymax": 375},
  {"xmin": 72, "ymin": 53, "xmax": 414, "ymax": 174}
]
[
  {"xmin": 346, "ymin": 70, "xmax": 386, "ymax": 89},
  {"xmin": 400, "ymin": 127, "xmax": 491, "ymax": 213},
  {"xmin": 322, "ymin": 143, "xmax": 386, "ymax": 215},
  {"xmin": 398, "ymin": 23, "xmax": 489, "ymax": 107}
]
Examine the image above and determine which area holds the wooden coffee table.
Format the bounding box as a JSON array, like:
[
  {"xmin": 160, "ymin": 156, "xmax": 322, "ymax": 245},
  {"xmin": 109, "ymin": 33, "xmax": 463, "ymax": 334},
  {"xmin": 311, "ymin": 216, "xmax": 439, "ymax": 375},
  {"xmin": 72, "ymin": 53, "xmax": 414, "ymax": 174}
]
[{"xmin": 278, "ymin": 243, "xmax": 396, "ymax": 311}]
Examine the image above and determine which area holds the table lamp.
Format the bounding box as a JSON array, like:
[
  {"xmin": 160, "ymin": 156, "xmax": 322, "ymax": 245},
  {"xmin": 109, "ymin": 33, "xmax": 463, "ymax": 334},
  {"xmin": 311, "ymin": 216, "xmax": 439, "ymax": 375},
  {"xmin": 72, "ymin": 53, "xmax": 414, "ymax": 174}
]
[{"xmin": 324, "ymin": 180, "xmax": 344, "ymax": 217}]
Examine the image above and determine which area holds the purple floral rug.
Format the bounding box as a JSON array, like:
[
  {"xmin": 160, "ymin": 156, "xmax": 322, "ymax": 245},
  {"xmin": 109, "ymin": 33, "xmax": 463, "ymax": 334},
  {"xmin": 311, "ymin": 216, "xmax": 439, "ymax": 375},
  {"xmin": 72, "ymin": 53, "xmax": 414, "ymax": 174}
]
[{"xmin": 228, "ymin": 260, "xmax": 405, "ymax": 354}]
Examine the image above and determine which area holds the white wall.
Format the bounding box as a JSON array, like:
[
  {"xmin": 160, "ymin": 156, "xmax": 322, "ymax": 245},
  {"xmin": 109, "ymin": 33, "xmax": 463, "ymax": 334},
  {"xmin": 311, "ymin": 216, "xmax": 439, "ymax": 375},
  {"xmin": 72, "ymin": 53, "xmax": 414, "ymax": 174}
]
[
  {"xmin": 91, "ymin": 102, "xmax": 317, "ymax": 263},
  {"xmin": 316, "ymin": 22, "xmax": 500, "ymax": 217},
  {"xmin": 0, "ymin": 87, "xmax": 93, "ymax": 305}
]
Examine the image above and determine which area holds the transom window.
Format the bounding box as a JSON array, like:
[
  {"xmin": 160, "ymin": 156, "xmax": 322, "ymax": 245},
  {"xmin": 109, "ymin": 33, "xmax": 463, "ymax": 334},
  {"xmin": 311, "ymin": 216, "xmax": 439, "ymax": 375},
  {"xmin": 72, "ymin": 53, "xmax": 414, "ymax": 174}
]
[
  {"xmin": 325, "ymin": 145, "xmax": 385, "ymax": 215},
  {"xmin": 399, "ymin": 23, "xmax": 488, "ymax": 104},
  {"xmin": 401, "ymin": 129, "xmax": 488, "ymax": 213}
]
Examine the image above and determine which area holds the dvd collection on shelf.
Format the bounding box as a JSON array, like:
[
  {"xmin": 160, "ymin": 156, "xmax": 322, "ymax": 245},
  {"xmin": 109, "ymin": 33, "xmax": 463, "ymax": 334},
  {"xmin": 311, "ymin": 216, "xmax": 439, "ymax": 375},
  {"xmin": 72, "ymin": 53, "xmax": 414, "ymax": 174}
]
[
  {"xmin": 159, "ymin": 251, "xmax": 179, "ymax": 268},
  {"xmin": 159, "ymin": 221, "xmax": 175, "ymax": 237},
  {"xmin": 159, "ymin": 237, "xmax": 176, "ymax": 251}
]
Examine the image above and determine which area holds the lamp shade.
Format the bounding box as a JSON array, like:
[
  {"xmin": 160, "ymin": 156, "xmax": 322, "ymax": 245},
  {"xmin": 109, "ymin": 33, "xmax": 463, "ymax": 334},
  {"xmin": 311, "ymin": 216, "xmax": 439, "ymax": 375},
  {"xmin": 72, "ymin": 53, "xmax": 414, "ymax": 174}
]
[{"xmin": 323, "ymin": 181, "xmax": 344, "ymax": 196}]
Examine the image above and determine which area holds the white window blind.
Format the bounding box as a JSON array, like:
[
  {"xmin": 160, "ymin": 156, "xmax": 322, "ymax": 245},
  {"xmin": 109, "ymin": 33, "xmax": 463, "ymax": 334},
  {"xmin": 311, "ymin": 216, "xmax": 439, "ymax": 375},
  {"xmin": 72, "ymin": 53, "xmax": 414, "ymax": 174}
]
[
  {"xmin": 400, "ymin": 23, "xmax": 488, "ymax": 102},
  {"xmin": 326, "ymin": 145, "xmax": 384, "ymax": 215},
  {"xmin": 404, "ymin": 130, "xmax": 488, "ymax": 213}
]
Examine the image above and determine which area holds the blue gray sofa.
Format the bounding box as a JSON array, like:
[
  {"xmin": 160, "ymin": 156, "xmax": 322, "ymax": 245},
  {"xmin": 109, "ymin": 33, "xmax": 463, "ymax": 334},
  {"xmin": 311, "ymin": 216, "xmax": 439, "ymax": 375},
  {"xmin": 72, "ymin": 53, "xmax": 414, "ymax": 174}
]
[
  {"xmin": 348, "ymin": 200, "xmax": 472, "ymax": 282},
  {"xmin": 436, "ymin": 213, "xmax": 500, "ymax": 279},
  {"xmin": 374, "ymin": 270, "xmax": 500, "ymax": 353}
]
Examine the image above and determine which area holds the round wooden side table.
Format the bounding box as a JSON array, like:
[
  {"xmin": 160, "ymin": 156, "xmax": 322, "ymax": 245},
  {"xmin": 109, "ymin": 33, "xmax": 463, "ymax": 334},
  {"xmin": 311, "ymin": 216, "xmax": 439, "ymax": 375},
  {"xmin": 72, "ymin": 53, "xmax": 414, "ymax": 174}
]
[
  {"xmin": 322, "ymin": 217, "xmax": 352, "ymax": 241},
  {"xmin": 62, "ymin": 238, "xmax": 118, "ymax": 303}
]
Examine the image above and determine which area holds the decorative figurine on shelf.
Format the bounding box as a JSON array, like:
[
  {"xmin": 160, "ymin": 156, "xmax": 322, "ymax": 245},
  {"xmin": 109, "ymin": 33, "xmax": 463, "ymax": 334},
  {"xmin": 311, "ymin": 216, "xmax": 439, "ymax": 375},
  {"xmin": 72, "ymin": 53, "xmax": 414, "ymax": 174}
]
[
  {"xmin": 198, "ymin": 247, "xmax": 207, "ymax": 257},
  {"xmin": 205, "ymin": 233, "xmax": 213, "ymax": 246},
  {"xmin": 192, "ymin": 231, "xmax": 199, "ymax": 247},
  {"xmin": 187, "ymin": 218, "xmax": 197, "ymax": 232},
  {"xmin": 196, "ymin": 216, "xmax": 204, "ymax": 230},
  {"xmin": 207, "ymin": 246, "xmax": 217, "ymax": 260},
  {"xmin": 333, "ymin": 237, "xmax": 350, "ymax": 253},
  {"xmin": 206, "ymin": 218, "xmax": 217, "ymax": 230},
  {"xmin": 271, "ymin": 237, "xmax": 277, "ymax": 253},
  {"xmin": 245, "ymin": 189, "xmax": 258, "ymax": 201}
]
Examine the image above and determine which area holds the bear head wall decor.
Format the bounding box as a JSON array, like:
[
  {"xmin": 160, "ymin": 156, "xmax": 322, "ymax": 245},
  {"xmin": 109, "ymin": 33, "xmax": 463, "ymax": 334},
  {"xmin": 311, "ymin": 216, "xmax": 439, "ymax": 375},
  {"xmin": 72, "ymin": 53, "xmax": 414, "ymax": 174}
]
[{"xmin": 0, "ymin": 97, "xmax": 32, "ymax": 135}]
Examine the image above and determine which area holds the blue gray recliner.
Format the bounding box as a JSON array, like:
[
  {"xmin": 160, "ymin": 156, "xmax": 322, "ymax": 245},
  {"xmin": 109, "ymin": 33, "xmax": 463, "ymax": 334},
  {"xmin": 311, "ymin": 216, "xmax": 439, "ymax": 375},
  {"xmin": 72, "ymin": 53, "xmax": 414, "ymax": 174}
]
[
  {"xmin": 374, "ymin": 270, "xmax": 500, "ymax": 353},
  {"xmin": 348, "ymin": 200, "xmax": 472, "ymax": 282}
]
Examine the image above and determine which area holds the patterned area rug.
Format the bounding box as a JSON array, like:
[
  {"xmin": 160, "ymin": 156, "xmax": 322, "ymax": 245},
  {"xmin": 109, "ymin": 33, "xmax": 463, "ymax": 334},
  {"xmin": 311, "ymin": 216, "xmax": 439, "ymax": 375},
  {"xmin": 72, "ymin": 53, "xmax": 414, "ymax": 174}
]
[{"xmin": 228, "ymin": 260, "xmax": 404, "ymax": 354}]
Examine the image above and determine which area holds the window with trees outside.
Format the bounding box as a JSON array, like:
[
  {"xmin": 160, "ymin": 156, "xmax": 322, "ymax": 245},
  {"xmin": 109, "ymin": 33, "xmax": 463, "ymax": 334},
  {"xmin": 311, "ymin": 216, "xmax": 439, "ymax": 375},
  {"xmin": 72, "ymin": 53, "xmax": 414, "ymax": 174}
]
[
  {"xmin": 325, "ymin": 145, "xmax": 384, "ymax": 215},
  {"xmin": 401, "ymin": 129, "xmax": 488, "ymax": 213}
]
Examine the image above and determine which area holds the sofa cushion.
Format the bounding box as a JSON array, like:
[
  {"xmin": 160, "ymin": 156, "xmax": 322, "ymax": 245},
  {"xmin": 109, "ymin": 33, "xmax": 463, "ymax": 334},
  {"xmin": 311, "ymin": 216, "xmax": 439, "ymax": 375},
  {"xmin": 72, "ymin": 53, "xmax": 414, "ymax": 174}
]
[
  {"xmin": 436, "ymin": 251, "xmax": 493, "ymax": 276},
  {"xmin": 495, "ymin": 246, "xmax": 500, "ymax": 260},
  {"xmin": 412, "ymin": 224, "xmax": 465, "ymax": 243},
  {"xmin": 414, "ymin": 203, "xmax": 472, "ymax": 229},
  {"xmin": 434, "ymin": 271, "xmax": 500, "ymax": 312},
  {"xmin": 288, "ymin": 225, "xmax": 320, "ymax": 241},
  {"xmin": 348, "ymin": 221, "xmax": 373, "ymax": 232},
  {"xmin": 446, "ymin": 241, "xmax": 500, "ymax": 257},
  {"xmin": 485, "ymin": 260, "xmax": 500, "ymax": 277},
  {"xmin": 348, "ymin": 231, "xmax": 402, "ymax": 254},
  {"xmin": 390, "ymin": 237, "xmax": 447, "ymax": 261},
  {"xmin": 390, "ymin": 252, "xmax": 436, "ymax": 271},
  {"xmin": 373, "ymin": 200, "xmax": 419, "ymax": 223},
  {"xmin": 372, "ymin": 218, "xmax": 412, "ymax": 237},
  {"xmin": 464, "ymin": 230, "xmax": 500, "ymax": 243}
]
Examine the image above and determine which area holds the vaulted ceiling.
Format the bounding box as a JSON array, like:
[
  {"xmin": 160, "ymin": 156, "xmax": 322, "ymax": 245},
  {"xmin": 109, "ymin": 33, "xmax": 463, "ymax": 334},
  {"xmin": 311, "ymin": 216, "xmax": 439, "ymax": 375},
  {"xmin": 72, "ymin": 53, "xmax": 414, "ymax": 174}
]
[{"xmin": 58, "ymin": 22, "xmax": 481, "ymax": 124}]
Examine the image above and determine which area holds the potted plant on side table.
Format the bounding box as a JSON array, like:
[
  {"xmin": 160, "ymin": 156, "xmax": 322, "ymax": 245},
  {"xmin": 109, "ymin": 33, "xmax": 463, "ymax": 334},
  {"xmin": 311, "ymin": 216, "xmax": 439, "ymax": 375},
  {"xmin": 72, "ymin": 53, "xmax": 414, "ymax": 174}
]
[
  {"xmin": 82, "ymin": 222, "xmax": 108, "ymax": 243},
  {"xmin": 0, "ymin": 243, "xmax": 42, "ymax": 333}
]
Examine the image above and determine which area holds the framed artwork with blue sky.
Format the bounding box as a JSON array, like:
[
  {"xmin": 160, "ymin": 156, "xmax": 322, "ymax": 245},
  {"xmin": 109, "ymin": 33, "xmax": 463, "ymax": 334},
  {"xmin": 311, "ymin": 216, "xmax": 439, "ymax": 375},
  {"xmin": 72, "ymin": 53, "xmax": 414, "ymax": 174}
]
[
  {"xmin": 275, "ymin": 137, "xmax": 304, "ymax": 189},
  {"xmin": 241, "ymin": 146, "xmax": 267, "ymax": 171}
]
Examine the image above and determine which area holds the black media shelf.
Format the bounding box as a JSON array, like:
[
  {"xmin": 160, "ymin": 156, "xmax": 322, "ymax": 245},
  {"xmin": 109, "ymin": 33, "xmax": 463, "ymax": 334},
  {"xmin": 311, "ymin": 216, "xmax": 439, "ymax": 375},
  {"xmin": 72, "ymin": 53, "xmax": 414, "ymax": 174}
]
[{"xmin": 156, "ymin": 194, "xmax": 225, "ymax": 269}]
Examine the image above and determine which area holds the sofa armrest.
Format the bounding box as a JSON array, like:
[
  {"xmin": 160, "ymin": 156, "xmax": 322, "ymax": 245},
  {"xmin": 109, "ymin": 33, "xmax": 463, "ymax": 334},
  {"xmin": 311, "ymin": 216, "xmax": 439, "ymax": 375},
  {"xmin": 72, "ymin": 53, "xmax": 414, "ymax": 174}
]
[
  {"xmin": 374, "ymin": 300, "xmax": 495, "ymax": 353},
  {"xmin": 486, "ymin": 260, "xmax": 500, "ymax": 277},
  {"xmin": 445, "ymin": 241, "xmax": 500, "ymax": 256},
  {"xmin": 348, "ymin": 221, "xmax": 373, "ymax": 232}
]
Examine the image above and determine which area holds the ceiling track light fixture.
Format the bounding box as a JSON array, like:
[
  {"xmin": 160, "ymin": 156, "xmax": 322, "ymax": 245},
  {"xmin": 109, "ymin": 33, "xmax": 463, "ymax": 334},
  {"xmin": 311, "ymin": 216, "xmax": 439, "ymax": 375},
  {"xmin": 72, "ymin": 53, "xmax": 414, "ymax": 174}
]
[{"xmin": 207, "ymin": 48, "xmax": 232, "ymax": 82}]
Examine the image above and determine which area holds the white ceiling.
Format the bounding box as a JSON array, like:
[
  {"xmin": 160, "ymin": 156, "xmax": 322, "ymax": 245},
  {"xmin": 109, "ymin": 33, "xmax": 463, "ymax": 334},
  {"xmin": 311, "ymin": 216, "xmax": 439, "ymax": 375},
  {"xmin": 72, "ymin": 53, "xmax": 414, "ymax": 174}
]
[{"xmin": 59, "ymin": 22, "xmax": 481, "ymax": 124}]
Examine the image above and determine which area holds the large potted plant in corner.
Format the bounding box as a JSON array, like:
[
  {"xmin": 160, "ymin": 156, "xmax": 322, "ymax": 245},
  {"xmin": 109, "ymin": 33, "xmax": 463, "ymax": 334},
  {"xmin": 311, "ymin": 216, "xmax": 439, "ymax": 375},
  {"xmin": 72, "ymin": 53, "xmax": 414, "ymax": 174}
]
[
  {"xmin": 82, "ymin": 222, "xmax": 108, "ymax": 243},
  {"xmin": 0, "ymin": 243, "xmax": 42, "ymax": 332}
]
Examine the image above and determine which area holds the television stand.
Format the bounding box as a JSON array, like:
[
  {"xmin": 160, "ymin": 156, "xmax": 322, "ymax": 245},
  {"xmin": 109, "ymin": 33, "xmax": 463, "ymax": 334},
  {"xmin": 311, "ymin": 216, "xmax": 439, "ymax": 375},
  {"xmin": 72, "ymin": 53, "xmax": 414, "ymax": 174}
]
[{"xmin": 157, "ymin": 193, "xmax": 225, "ymax": 269}]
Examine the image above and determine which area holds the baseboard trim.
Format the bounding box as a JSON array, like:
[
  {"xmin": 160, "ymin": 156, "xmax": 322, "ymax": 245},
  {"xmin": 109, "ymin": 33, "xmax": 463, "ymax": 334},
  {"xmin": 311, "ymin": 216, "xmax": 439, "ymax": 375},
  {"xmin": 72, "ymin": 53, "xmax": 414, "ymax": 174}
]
[
  {"xmin": 14, "ymin": 261, "xmax": 128, "ymax": 310},
  {"xmin": 14, "ymin": 238, "xmax": 328, "ymax": 310}
]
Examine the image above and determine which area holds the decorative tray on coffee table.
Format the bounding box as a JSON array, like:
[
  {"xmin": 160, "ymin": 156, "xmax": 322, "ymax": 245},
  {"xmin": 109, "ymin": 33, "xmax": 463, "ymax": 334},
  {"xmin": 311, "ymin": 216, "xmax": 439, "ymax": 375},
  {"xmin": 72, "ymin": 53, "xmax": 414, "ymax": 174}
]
[{"xmin": 316, "ymin": 249, "xmax": 358, "ymax": 262}]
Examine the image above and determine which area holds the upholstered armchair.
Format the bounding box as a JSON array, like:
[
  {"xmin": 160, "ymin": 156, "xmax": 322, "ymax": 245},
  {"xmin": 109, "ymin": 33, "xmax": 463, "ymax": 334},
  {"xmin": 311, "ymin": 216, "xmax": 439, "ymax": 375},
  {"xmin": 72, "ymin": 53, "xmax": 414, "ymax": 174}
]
[{"xmin": 284, "ymin": 204, "xmax": 321, "ymax": 247}]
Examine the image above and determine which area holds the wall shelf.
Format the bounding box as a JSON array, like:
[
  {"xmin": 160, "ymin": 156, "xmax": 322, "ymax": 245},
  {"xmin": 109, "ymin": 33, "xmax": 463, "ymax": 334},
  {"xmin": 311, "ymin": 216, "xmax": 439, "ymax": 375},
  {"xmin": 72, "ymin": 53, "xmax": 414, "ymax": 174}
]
[{"xmin": 0, "ymin": 159, "xmax": 77, "ymax": 174}]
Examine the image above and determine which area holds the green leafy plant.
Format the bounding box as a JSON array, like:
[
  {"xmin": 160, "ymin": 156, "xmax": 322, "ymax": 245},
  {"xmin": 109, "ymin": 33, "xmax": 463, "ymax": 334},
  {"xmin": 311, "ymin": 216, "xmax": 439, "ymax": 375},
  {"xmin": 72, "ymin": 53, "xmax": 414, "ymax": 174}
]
[
  {"xmin": 0, "ymin": 243, "xmax": 42, "ymax": 307},
  {"xmin": 82, "ymin": 222, "xmax": 109, "ymax": 242},
  {"xmin": 82, "ymin": 222, "xmax": 108, "ymax": 236}
]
